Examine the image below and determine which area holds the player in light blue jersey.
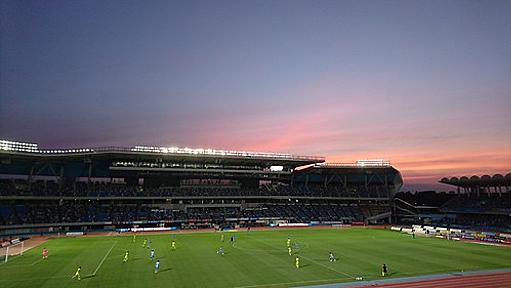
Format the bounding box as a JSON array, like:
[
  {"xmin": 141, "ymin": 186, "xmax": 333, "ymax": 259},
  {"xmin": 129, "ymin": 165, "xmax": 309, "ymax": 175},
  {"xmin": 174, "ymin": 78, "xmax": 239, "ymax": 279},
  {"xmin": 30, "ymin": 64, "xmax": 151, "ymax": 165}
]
[
  {"xmin": 154, "ymin": 259, "xmax": 160, "ymax": 274},
  {"xmin": 150, "ymin": 249, "xmax": 155, "ymax": 261}
]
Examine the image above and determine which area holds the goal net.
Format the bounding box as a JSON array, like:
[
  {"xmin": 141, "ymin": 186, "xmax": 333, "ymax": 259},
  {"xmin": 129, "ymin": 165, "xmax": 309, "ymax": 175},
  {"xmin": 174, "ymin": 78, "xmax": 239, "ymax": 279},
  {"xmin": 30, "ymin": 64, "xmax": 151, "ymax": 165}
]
[{"xmin": 0, "ymin": 241, "xmax": 25, "ymax": 263}]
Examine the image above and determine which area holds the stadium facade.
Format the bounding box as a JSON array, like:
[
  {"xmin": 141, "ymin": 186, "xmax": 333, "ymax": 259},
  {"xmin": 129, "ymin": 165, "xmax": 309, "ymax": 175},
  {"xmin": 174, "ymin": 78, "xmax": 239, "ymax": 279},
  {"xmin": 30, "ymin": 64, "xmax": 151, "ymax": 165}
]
[{"xmin": 0, "ymin": 140, "xmax": 403, "ymax": 236}]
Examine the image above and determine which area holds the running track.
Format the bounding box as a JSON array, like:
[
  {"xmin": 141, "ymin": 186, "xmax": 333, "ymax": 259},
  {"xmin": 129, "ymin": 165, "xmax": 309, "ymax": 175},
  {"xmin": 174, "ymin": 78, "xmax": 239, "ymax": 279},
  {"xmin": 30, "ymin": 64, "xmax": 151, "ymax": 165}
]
[
  {"xmin": 347, "ymin": 272, "xmax": 511, "ymax": 288},
  {"xmin": 301, "ymin": 270, "xmax": 511, "ymax": 288}
]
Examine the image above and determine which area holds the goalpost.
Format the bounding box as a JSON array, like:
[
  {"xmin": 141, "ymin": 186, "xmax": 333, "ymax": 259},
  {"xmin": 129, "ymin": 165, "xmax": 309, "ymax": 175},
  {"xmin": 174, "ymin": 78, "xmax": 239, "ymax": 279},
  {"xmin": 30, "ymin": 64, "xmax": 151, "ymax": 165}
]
[{"xmin": 0, "ymin": 241, "xmax": 25, "ymax": 263}]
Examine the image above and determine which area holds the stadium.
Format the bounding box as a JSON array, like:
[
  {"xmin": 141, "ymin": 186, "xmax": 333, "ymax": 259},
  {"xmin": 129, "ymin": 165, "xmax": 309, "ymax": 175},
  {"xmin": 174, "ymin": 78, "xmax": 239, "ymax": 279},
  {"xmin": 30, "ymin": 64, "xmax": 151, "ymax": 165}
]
[{"xmin": 0, "ymin": 139, "xmax": 510, "ymax": 288}]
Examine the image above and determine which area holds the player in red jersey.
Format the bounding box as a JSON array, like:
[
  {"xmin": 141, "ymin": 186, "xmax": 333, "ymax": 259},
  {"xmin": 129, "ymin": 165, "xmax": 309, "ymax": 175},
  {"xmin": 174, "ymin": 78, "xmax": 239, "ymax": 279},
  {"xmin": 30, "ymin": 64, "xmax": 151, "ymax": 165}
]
[{"xmin": 42, "ymin": 247, "xmax": 48, "ymax": 260}]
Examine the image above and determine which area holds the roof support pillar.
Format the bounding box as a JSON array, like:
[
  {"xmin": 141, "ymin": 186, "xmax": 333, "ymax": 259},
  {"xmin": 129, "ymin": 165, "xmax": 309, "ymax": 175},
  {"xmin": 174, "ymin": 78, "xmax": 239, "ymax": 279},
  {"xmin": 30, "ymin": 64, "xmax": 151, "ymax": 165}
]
[
  {"xmin": 58, "ymin": 165, "xmax": 64, "ymax": 193},
  {"xmin": 87, "ymin": 159, "xmax": 93, "ymax": 186},
  {"xmin": 28, "ymin": 164, "xmax": 35, "ymax": 191}
]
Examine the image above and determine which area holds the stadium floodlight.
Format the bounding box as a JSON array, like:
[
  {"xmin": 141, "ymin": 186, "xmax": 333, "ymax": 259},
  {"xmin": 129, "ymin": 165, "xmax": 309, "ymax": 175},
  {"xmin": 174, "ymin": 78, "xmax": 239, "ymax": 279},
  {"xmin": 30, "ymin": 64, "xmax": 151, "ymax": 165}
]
[
  {"xmin": 36, "ymin": 147, "xmax": 95, "ymax": 154},
  {"xmin": 0, "ymin": 140, "xmax": 38, "ymax": 153},
  {"xmin": 318, "ymin": 160, "xmax": 390, "ymax": 168},
  {"xmin": 356, "ymin": 159, "xmax": 390, "ymax": 167},
  {"xmin": 1, "ymin": 139, "xmax": 322, "ymax": 160},
  {"xmin": 130, "ymin": 145, "xmax": 311, "ymax": 160}
]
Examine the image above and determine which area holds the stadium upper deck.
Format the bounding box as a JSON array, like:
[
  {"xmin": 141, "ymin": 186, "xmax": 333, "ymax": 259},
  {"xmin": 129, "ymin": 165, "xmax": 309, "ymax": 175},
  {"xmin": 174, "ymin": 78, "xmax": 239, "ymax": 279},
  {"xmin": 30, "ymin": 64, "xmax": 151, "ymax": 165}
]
[
  {"xmin": 0, "ymin": 140, "xmax": 403, "ymax": 199},
  {"xmin": 0, "ymin": 139, "xmax": 325, "ymax": 180}
]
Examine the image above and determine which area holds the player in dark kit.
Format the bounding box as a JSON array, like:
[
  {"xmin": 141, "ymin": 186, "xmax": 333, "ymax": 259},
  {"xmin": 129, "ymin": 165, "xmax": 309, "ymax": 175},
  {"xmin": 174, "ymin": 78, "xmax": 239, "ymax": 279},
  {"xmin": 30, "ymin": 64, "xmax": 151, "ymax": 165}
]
[
  {"xmin": 329, "ymin": 251, "xmax": 336, "ymax": 262},
  {"xmin": 381, "ymin": 263, "xmax": 388, "ymax": 277}
]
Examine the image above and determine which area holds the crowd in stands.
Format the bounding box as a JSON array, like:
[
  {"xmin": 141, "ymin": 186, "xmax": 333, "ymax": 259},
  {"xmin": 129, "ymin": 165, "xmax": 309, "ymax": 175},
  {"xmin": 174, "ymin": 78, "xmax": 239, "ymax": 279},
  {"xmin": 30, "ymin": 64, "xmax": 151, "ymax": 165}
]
[
  {"xmin": 0, "ymin": 202, "xmax": 369, "ymax": 226},
  {"xmin": 0, "ymin": 180, "xmax": 391, "ymax": 198},
  {"xmin": 440, "ymin": 193, "xmax": 511, "ymax": 214},
  {"xmin": 396, "ymin": 191, "xmax": 511, "ymax": 231},
  {"xmin": 0, "ymin": 203, "xmax": 185, "ymax": 226},
  {"xmin": 3, "ymin": 179, "xmax": 509, "ymax": 231},
  {"xmin": 432, "ymin": 214, "xmax": 511, "ymax": 232},
  {"xmin": 244, "ymin": 204, "xmax": 365, "ymax": 222}
]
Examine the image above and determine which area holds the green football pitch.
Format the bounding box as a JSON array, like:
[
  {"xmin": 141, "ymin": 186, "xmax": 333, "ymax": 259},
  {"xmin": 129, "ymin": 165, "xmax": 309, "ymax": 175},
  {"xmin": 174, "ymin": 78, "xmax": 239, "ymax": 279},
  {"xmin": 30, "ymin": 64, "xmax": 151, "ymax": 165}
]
[{"xmin": 1, "ymin": 228, "xmax": 511, "ymax": 288}]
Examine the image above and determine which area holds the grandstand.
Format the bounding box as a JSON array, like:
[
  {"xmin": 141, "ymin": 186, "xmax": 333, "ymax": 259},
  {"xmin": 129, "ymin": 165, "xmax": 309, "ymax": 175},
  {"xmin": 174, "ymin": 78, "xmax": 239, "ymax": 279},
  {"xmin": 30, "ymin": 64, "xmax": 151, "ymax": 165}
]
[
  {"xmin": 0, "ymin": 139, "xmax": 402, "ymax": 236},
  {"xmin": 394, "ymin": 173, "xmax": 511, "ymax": 232}
]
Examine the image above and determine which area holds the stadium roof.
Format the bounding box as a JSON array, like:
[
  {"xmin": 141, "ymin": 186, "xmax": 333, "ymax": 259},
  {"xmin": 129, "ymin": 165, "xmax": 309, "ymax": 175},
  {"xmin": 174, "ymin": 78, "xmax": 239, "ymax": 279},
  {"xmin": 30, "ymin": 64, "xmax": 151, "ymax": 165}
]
[
  {"xmin": 316, "ymin": 159, "xmax": 391, "ymax": 168},
  {"xmin": 0, "ymin": 139, "xmax": 324, "ymax": 165},
  {"xmin": 439, "ymin": 173, "xmax": 511, "ymax": 187}
]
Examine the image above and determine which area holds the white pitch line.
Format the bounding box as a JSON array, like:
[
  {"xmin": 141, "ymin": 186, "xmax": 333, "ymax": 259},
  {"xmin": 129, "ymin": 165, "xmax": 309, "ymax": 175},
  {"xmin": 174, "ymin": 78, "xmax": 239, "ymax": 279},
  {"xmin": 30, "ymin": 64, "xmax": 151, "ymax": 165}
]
[
  {"xmin": 92, "ymin": 241, "xmax": 117, "ymax": 276},
  {"xmin": 249, "ymin": 236, "xmax": 356, "ymax": 280},
  {"xmin": 30, "ymin": 259, "xmax": 43, "ymax": 266},
  {"xmin": 299, "ymin": 254, "xmax": 356, "ymax": 279}
]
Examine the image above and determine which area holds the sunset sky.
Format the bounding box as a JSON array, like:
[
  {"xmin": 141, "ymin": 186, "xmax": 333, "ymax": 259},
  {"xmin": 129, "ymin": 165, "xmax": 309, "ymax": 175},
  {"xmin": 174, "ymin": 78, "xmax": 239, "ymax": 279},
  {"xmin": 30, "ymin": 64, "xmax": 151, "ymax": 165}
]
[{"xmin": 1, "ymin": 0, "xmax": 510, "ymax": 191}]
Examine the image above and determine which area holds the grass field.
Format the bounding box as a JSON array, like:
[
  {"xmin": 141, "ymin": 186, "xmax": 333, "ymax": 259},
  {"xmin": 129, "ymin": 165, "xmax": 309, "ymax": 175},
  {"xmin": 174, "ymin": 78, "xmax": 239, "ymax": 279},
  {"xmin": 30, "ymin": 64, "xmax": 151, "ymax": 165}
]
[{"xmin": 1, "ymin": 228, "xmax": 511, "ymax": 288}]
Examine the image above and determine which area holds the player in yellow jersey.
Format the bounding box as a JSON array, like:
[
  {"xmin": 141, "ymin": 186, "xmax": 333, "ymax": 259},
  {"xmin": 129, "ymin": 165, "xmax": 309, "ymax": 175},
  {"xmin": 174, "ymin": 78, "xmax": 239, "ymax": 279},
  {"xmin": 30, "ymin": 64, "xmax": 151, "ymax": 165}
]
[
  {"xmin": 123, "ymin": 250, "xmax": 129, "ymax": 263},
  {"xmin": 71, "ymin": 266, "xmax": 81, "ymax": 280},
  {"xmin": 288, "ymin": 247, "xmax": 292, "ymax": 256},
  {"xmin": 287, "ymin": 238, "xmax": 291, "ymax": 247},
  {"xmin": 171, "ymin": 240, "xmax": 176, "ymax": 250},
  {"xmin": 295, "ymin": 256, "xmax": 300, "ymax": 268}
]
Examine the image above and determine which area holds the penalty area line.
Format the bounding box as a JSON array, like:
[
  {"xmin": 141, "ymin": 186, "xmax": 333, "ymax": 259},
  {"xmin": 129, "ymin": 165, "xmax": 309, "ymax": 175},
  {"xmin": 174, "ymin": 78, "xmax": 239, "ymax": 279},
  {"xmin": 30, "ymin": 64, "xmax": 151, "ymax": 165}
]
[{"xmin": 92, "ymin": 241, "xmax": 117, "ymax": 276}]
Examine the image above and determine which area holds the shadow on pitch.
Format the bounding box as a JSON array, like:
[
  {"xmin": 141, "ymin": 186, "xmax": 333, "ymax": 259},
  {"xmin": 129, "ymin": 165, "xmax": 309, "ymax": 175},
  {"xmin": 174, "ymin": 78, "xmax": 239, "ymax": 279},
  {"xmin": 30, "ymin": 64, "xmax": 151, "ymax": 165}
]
[
  {"xmin": 157, "ymin": 268, "xmax": 172, "ymax": 273},
  {"xmin": 81, "ymin": 275, "xmax": 95, "ymax": 280}
]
